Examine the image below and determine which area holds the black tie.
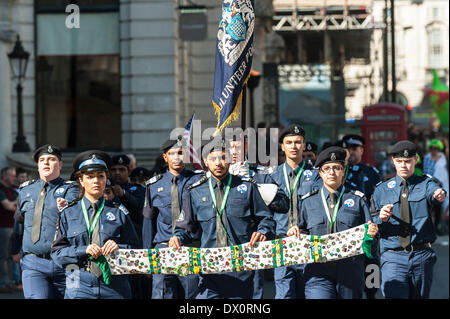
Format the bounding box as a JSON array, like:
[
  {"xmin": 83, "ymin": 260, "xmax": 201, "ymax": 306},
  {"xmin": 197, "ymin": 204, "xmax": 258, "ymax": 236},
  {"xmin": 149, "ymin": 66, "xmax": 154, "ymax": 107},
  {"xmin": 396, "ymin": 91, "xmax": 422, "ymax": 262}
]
[
  {"xmin": 89, "ymin": 202, "xmax": 102, "ymax": 278},
  {"xmin": 215, "ymin": 180, "xmax": 227, "ymax": 247},
  {"xmin": 31, "ymin": 182, "xmax": 48, "ymax": 243},
  {"xmin": 171, "ymin": 175, "xmax": 181, "ymax": 233},
  {"xmin": 288, "ymin": 171, "xmax": 299, "ymax": 229},
  {"xmin": 327, "ymin": 193, "xmax": 337, "ymax": 234},
  {"xmin": 399, "ymin": 180, "xmax": 411, "ymax": 248}
]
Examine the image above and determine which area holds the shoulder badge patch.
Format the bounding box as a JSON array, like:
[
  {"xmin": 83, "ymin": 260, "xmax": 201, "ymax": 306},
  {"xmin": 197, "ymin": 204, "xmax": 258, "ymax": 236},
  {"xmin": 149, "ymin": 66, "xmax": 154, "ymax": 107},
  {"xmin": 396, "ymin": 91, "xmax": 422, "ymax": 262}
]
[
  {"xmin": 387, "ymin": 180, "xmax": 396, "ymax": 189},
  {"xmin": 344, "ymin": 199, "xmax": 355, "ymax": 208}
]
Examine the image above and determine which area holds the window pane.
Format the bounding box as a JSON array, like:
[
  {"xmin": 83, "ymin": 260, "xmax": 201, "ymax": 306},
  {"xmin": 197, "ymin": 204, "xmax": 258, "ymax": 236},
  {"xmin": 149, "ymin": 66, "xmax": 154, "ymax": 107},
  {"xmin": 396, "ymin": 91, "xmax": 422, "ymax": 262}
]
[
  {"xmin": 37, "ymin": 13, "xmax": 119, "ymax": 56},
  {"xmin": 36, "ymin": 0, "xmax": 118, "ymax": 6},
  {"xmin": 36, "ymin": 55, "xmax": 121, "ymax": 150}
]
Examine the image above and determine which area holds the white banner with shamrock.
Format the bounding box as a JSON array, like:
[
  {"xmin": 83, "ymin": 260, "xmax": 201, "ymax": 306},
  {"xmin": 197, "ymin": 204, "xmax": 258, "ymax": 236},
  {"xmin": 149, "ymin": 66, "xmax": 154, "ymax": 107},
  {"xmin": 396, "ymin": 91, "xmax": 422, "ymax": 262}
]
[{"xmin": 105, "ymin": 224, "xmax": 373, "ymax": 277}]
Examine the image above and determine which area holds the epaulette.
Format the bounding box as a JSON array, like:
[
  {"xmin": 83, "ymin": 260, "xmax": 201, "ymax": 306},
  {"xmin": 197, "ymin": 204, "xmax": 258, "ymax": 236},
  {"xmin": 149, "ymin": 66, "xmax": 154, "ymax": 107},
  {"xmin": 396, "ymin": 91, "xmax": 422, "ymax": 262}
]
[
  {"xmin": 372, "ymin": 167, "xmax": 380, "ymax": 174},
  {"xmin": 59, "ymin": 199, "xmax": 78, "ymax": 213},
  {"xmin": 351, "ymin": 190, "xmax": 366, "ymax": 198},
  {"xmin": 241, "ymin": 177, "xmax": 257, "ymax": 185},
  {"xmin": 145, "ymin": 174, "xmax": 163, "ymax": 186},
  {"xmin": 19, "ymin": 179, "xmax": 36, "ymax": 189},
  {"xmin": 301, "ymin": 189, "xmax": 319, "ymax": 200},
  {"xmin": 188, "ymin": 175, "xmax": 208, "ymax": 190},
  {"xmin": 425, "ymin": 174, "xmax": 443, "ymax": 187},
  {"xmin": 65, "ymin": 180, "xmax": 80, "ymax": 187},
  {"xmin": 116, "ymin": 203, "xmax": 129, "ymax": 215},
  {"xmin": 193, "ymin": 170, "xmax": 205, "ymax": 174},
  {"xmin": 376, "ymin": 181, "xmax": 383, "ymax": 187}
]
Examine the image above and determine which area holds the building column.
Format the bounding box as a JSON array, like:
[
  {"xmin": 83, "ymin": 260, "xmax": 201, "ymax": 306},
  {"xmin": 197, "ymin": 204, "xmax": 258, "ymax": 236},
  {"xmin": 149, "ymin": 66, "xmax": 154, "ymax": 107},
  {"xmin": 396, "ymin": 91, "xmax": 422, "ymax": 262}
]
[
  {"xmin": 0, "ymin": 0, "xmax": 13, "ymax": 167},
  {"xmin": 120, "ymin": 0, "xmax": 179, "ymax": 151}
]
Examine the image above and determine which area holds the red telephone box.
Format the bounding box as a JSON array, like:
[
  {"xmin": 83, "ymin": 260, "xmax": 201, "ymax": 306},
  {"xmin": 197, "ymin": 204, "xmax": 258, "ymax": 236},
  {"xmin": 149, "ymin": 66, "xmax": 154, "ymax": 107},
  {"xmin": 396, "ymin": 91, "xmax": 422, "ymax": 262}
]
[{"xmin": 361, "ymin": 103, "xmax": 407, "ymax": 167}]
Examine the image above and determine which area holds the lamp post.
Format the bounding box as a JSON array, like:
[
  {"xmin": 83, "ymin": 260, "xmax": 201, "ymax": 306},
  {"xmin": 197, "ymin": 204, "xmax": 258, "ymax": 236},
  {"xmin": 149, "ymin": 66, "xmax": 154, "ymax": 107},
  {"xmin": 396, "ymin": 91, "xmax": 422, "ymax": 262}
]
[{"xmin": 8, "ymin": 35, "xmax": 30, "ymax": 152}]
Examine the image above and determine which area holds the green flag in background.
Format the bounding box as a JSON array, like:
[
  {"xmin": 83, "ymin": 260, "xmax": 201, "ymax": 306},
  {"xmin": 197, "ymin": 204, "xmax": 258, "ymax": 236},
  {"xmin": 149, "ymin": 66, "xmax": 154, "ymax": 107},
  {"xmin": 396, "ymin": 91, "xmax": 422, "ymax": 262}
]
[{"xmin": 425, "ymin": 69, "xmax": 449, "ymax": 127}]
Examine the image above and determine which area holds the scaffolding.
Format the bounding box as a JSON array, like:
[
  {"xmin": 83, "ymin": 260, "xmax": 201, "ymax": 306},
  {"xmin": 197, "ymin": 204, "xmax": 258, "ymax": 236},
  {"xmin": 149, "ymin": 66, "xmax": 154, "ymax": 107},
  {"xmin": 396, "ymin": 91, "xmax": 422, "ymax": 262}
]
[{"xmin": 272, "ymin": 0, "xmax": 376, "ymax": 32}]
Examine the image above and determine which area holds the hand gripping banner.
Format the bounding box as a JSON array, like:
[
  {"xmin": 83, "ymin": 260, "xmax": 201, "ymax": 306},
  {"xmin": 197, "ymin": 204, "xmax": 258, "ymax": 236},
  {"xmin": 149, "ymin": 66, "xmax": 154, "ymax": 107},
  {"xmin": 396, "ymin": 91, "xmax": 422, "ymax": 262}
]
[{"xmin": 104, "ymin": 224, "xmax": 374, "ymax": 278}]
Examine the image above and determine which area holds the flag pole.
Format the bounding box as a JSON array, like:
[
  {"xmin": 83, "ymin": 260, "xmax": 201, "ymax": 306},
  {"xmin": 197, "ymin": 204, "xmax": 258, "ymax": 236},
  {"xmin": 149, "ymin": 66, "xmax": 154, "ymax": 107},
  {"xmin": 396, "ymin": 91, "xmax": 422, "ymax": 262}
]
[
  {"xmin": 241, "ymin": 84, "xmax": 247, "ymax": 130},
  {"xmin": 241, "ymin": 84, "xmax": 247, "ymax": 164}
]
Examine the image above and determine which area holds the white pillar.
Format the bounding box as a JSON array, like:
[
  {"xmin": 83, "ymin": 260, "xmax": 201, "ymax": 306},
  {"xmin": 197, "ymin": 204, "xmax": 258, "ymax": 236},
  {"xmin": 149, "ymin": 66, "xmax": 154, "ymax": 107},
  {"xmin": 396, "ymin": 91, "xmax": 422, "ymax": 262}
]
[{"xmin": 0, "ymin": 0, "xmax": 13, "ymax": 167}]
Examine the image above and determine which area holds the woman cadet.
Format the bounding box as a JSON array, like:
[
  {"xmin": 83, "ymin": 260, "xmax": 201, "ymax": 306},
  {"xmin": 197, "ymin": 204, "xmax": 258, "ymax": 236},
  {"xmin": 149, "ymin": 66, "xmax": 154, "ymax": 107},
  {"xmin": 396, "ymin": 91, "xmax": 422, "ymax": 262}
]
[
  {"xmin": 287, "ymin": 146, "xmax": 378, "ymax": 299},
  {"xmin": 51, "ymin": 150, "xmax": 139, "ymax": 299}
]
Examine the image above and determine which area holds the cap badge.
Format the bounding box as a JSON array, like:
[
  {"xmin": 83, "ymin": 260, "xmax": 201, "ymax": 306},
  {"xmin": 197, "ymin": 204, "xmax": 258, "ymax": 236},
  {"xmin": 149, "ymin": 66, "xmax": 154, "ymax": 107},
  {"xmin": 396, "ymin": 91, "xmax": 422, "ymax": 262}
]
[
  {"xmin": 404, "ymin": 150, "xmax": 409, "ymax": 157},
  {"xmin": 331, "ymin": 153, "xmax": 336, "ymax": 161},
  {"xmin": 294, "ymin": 126, "xmax": 299, "ymax": 134},
  {"xmin": 307, "ymin": 144, "xmax": 312, "ymax": 151},
  {"xmin": 118, "ymin": 157, "xmax": 124, "ymax": 164},
  {"xmin": 48, "ymin": 146, "xmax": 53, "ymax": 153}
]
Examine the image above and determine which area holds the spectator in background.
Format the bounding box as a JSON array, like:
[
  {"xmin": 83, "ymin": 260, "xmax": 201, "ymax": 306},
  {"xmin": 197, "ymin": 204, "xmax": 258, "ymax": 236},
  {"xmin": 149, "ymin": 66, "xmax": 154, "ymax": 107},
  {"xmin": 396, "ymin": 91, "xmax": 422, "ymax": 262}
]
[
  {"xmin": 15, "ymin": 168, "xmax": 28, "ymax": 187},
  {"xmin": 423, "ymin": 139, "xmax": 449, "ymax": 235},
  {"xmin": 423, "ymin": 139, "xmax": 446, "ymax": 176},
  {"xmin": 379, "ymin": 145, "xmax": 396, "ymax": 181},
  {"xmin": 130, "ymin": 167, "xmax": 152, "ymax": 185},
  {"xmin": 0, "ymin": 167, "xmax": 18, "ymax": 293},
  {"xmin": 127, "ymin": 154, "xmax": 137, "ymax": 172}
]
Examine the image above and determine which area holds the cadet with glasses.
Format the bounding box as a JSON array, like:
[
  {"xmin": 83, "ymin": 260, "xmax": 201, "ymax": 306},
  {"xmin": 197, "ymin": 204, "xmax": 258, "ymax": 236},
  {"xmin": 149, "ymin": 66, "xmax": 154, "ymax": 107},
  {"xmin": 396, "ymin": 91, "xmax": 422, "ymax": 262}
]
[{"xmin": 288, "ymin": 146, "xmax": 378, "ymax": 299}]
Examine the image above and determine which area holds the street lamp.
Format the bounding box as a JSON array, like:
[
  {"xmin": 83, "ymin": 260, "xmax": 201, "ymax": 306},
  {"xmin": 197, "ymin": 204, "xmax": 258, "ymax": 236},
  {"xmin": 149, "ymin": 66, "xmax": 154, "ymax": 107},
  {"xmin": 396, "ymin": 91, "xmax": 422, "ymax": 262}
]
[{"xmin": 8, "ymin": 35, "xmax": 30, "ymax": 152}]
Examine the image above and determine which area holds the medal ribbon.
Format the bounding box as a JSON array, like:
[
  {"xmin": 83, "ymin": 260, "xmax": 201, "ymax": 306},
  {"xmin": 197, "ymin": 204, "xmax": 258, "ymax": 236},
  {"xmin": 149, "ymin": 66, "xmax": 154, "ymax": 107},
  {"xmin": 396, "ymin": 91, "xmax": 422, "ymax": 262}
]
[
  {"xmin": 81, "ymin": 197, "xmax": 105, "ymax": 240},
  {"xmin": 320, "ymin": 186, "xmax": 346, "ymax": 233},
  {"xmin": 208, "ymin": 175, "xmax": 233, "ymax": 240},
  {"xmin": 283, "ymin": 162, "xmax": 306, "ymax": 210}
]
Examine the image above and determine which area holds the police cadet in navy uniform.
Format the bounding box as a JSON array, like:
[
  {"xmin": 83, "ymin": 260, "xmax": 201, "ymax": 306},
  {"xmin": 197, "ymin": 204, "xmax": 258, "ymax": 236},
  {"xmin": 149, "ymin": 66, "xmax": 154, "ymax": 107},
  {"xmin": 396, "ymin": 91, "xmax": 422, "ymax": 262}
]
[
  {"xmin": 229, "ymin": 137, "xmax": 289, "ymax": 299},
  {"xmin": 372, "ymin": 141, "xmax": 446, "ymax": 299},
  {"xmin": 303, "ymin": 141, "xmax": 318, "ymax": 167},
  {"xmin": 51, "ymin": 150, "xmax": 139, "ymax": 299},
  {"xmin": 142, "ymin": 136, "xmax": 204, "ymax": 299},
  {"xmin": 341, "ymin": 135, "xmax": 381, "ymax": 198},
  {"xmin": 11, "ymin": 144, "xmax": 79, "ymax": 299},
  {"xmin": 169, "ymin": 138, "xmax": 275, "ymax": 299},
  {"xmin": 288, "ymin": 146, "xmax": 379, "ymax": 299},
  {"xmin": 270, "ymin": 124, "xmax": 321, "ymax": 299},
  {"xmin": 130, "ymin": 167, "xmax": 152, "ymax": 186},
  {"xmin": 109, "ymin": 154, "xmax": 146, "ymax": 240},
  {"xmin": 341, "ymin": 134, "xmax": 382, "ymax": 299}
]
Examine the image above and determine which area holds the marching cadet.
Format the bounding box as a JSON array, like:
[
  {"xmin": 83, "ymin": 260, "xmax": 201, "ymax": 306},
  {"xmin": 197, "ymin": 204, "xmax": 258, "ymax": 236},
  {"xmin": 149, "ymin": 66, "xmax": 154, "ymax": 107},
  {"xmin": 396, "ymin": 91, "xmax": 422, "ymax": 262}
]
[
  {"xmin": 51, "ymin": 150, "xmax": 139, "ymax": 299},
  {"xmin": 11, "ymin": 144, "xmax": 79, "ymax": 299},
  {"xmin": 288, "ymin": 146, "xmax": 378, "ymax": 299},
  {"xmin": 109, "ymin": 154, "xmax": 145, "ymax": 241},
  {"xmin": 303, "ymin": 141, "xmax": 318, "ymax": 166},
  {"xmin": 169, "ymin": 138, "xmax": 275, "ymax": 299},
  {"xmin": 342, "ymin": 134, "xmax": 381, "ymax": 198},
  {"xmin": 228, "ymin": 137, "xmax": 289, "ymax": 299},
  {"xmin": 372, "ymin": 140, "xmax": 446, "ymax": 299},
  {"xmin": 130, "ymin": 167, "xmax": 152, "ymax": 186},
  {"xmin": 341, "ymin": 134, "xmax": 381, "ymax": 299},
  {"xmin": 142, "ymin": 137, "xmax": 204, "ymax": 299},
  {"xmin": 270, "ymin": 124, "xmax": 321, "ymax": 299}
]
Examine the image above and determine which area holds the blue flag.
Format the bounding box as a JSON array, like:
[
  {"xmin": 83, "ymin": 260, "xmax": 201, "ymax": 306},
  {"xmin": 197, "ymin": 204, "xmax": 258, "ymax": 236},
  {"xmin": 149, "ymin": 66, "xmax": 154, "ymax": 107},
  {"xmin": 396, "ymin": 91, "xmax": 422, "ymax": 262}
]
[{"xmin": 212, "ymin": 0, "xmax": 255, "ymax": 135}]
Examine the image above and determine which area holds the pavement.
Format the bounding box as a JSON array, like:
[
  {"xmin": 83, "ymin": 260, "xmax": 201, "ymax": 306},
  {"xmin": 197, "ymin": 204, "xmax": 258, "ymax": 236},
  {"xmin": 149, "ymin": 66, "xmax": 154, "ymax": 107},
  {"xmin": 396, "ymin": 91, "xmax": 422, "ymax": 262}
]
[{"xmin": 1, "ymin": 235, "xmax": 448, "ymax": 300}]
